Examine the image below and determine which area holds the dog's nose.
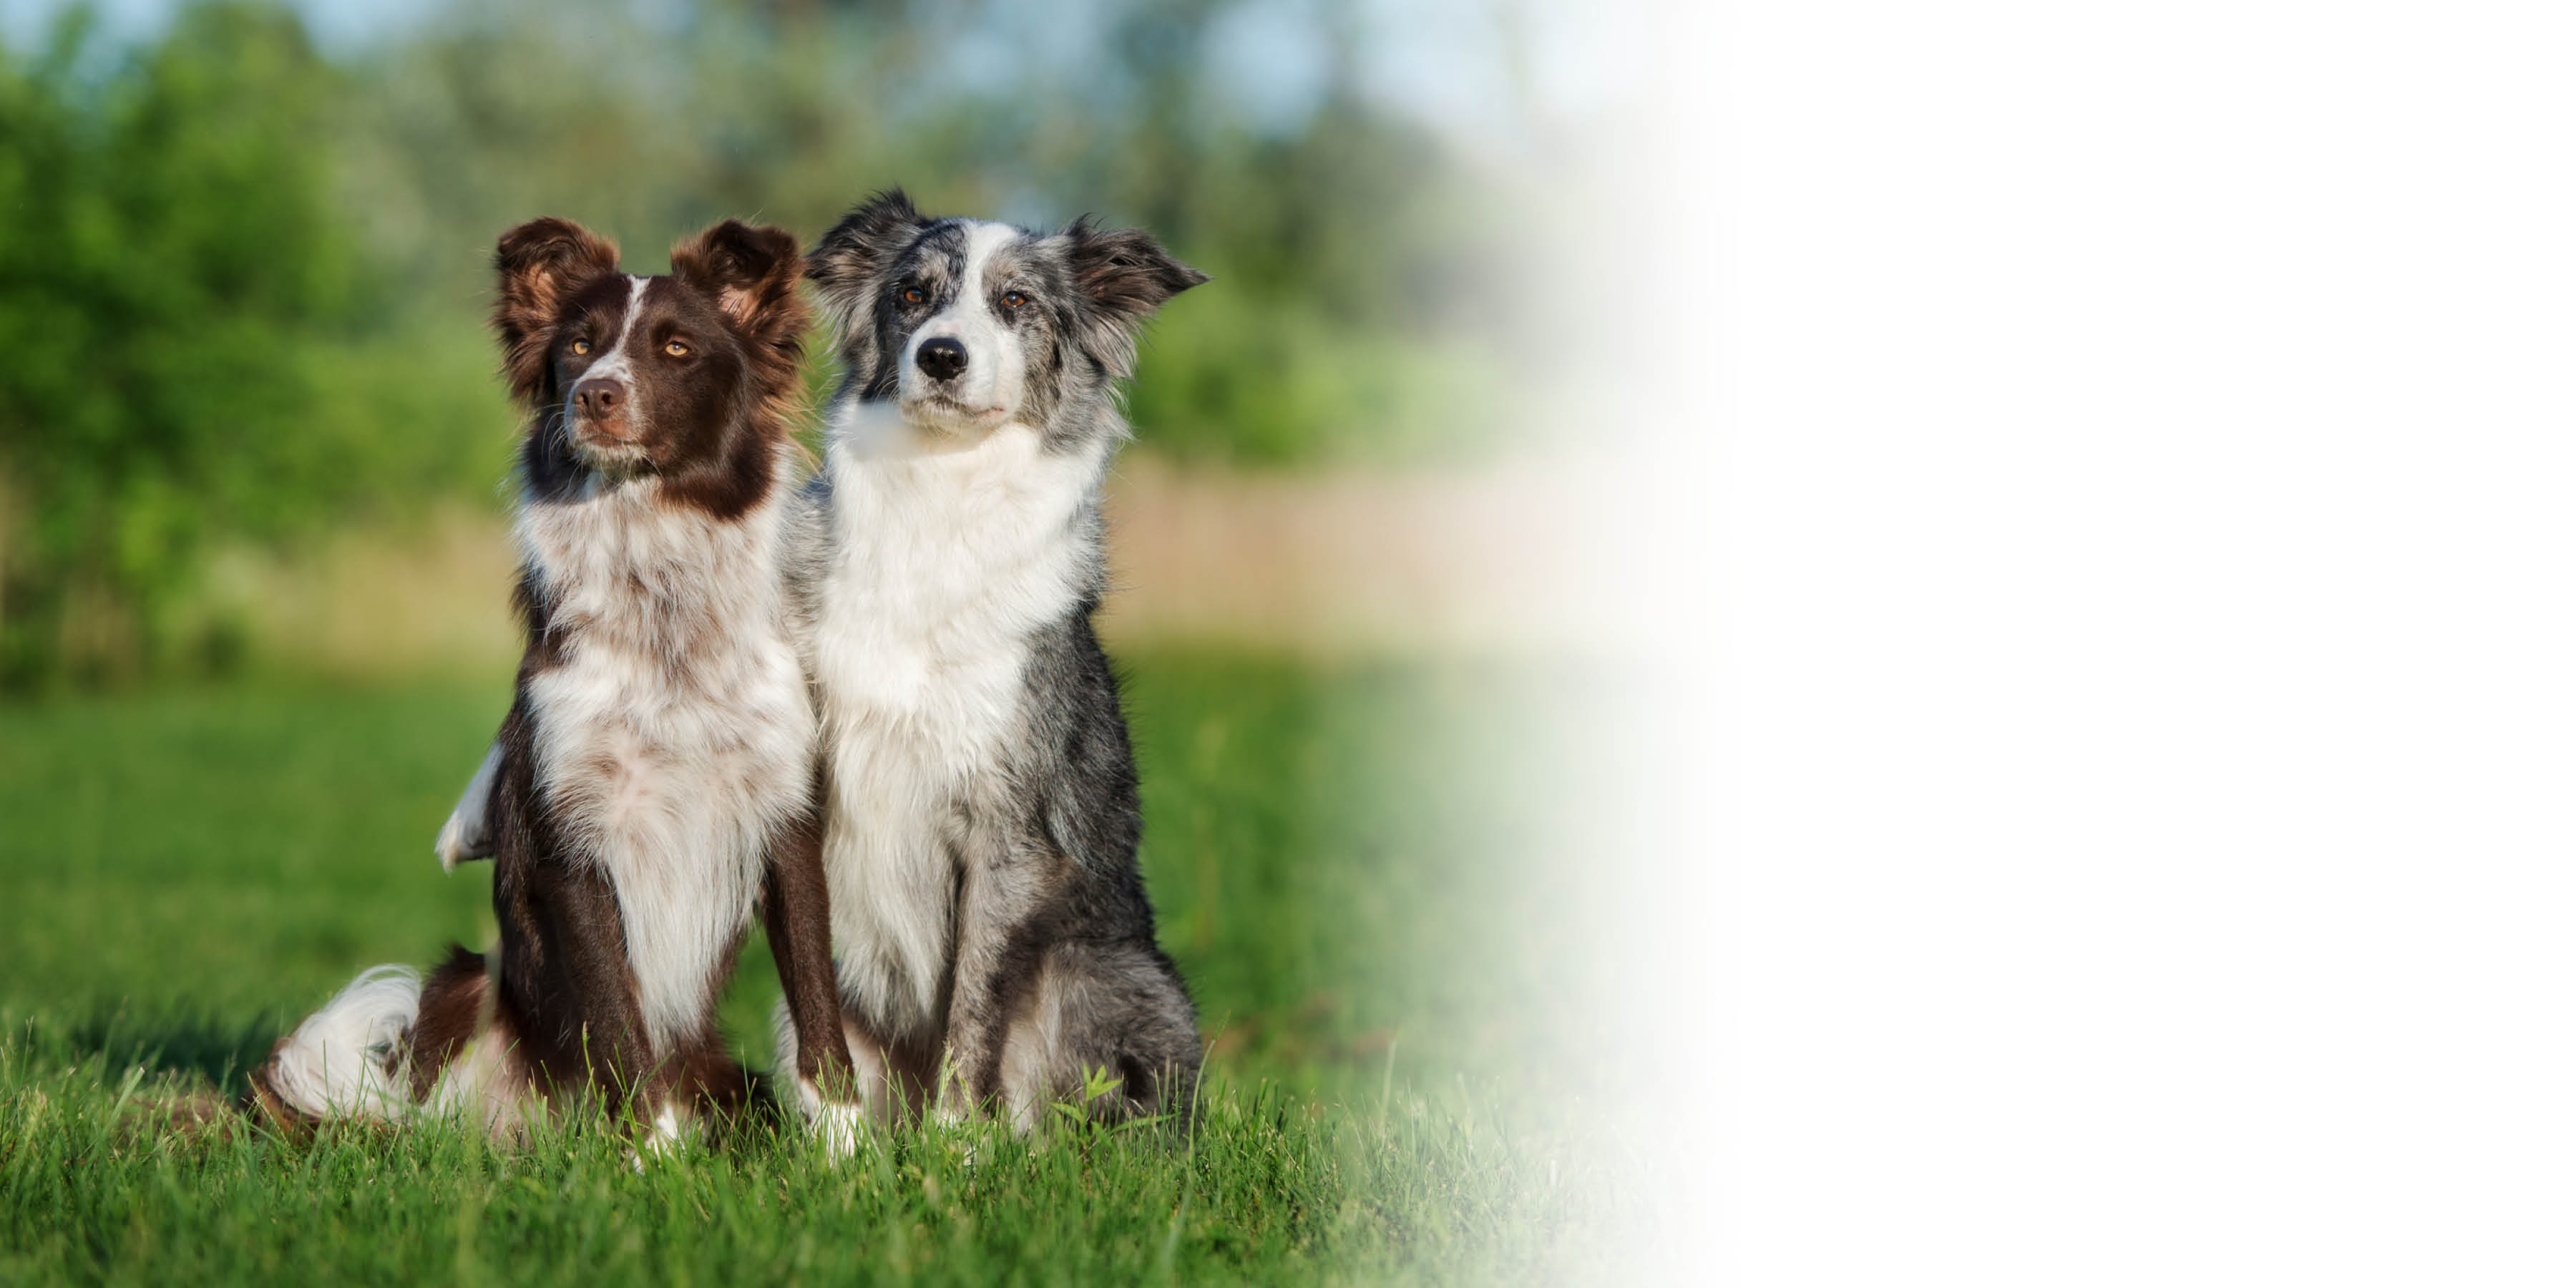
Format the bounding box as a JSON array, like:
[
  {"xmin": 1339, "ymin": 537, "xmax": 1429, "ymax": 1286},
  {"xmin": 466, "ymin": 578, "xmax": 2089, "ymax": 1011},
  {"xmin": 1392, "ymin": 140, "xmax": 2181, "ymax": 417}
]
[
  {"xmin": 573, "ymin": 378, "xmax": 623, "ymax": 420},
  {"xmin": 915, "ymin": 338, "xmax": 968, "ymax": 381}
]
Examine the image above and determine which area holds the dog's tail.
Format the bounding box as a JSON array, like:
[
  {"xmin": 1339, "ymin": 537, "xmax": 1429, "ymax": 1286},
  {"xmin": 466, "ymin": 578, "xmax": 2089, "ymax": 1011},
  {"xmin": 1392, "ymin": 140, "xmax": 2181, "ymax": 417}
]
[{"xmin": 251, "ymin": 965, "xmax": 421, "ymax": 1125}]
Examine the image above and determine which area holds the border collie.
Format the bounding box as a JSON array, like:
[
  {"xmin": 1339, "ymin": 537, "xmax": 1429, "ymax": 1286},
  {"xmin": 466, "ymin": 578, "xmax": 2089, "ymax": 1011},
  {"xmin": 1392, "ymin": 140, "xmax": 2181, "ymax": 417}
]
[
  {"xmin": 253, "ymin": 218, "xmax": 857, "ymax": 1148},
  {"xmin": 779, "ymin": 190, "xmax": 1209, "ymax": 1130}
]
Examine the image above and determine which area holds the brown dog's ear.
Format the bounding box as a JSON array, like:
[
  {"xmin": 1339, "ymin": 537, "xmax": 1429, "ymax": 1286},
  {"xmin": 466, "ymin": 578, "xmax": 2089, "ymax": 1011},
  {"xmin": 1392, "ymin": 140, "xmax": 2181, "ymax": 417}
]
[
  {"xmin": 493, "ymin": 218, "xmax": 619, "ymax": 404},
  {"xmin": 673, "ymin": 220, "xmax": 810, "ymax": 419},
  {"xmin": 1061, "ymin": 218, "xmax": 1208, "ymax": 379},
  {"xmin": 670, "ymin": 220, "xmax": 806, "ymax": 341}
]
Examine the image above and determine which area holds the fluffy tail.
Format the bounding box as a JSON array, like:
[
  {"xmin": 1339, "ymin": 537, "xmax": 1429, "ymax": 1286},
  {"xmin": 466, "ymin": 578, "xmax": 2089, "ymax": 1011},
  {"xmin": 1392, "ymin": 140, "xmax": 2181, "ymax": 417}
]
[{"xmin": 254, "ymin": 965, "xmax": 421, "ymax": 1123}]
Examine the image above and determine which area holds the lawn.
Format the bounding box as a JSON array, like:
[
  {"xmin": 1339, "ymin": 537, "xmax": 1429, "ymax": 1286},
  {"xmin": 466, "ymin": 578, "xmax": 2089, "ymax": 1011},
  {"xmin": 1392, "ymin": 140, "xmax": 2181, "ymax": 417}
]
[{"xmin": 0, "ymin": 651, "xmax": 1605, "ymax": 1284}]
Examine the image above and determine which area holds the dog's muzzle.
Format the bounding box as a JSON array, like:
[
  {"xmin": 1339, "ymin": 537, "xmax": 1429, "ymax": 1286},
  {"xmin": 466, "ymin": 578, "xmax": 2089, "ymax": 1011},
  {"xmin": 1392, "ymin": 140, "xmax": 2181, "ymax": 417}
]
[{"xmin": 570, "ymin": 377, "xmax": 638, "ymax": 446}]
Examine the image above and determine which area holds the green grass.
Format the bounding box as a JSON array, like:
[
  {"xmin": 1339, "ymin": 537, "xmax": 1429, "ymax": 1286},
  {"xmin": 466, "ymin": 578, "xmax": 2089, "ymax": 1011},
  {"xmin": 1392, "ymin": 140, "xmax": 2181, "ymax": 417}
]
[{"xmin": 0, "ymin": 651, "xmax": 1603, "ymax": 1284}]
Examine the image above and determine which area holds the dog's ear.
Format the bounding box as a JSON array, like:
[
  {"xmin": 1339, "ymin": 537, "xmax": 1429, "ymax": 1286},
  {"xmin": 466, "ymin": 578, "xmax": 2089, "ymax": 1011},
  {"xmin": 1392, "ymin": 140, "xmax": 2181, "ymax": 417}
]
[
  {"xmin": 673, "ymin": 219, "xmax": 810, "ymax": 419},
  {"xmin": 806, "ymin": 189, "xmax": 926, "ymax": 307},
  {"xmin": 1062, "ymin": 217, "xmax": 1208, "ymax": 379},
  {"xmin": 806, "ymin": 189, "xmax": 928, "ymax": 384},
  {"xmin": 494, "ymin": 218, "xmax": 620, "ymax": 404},
  {"xmin": 672, "ymin": 220, "xmax": 807, "ymax": 342}
]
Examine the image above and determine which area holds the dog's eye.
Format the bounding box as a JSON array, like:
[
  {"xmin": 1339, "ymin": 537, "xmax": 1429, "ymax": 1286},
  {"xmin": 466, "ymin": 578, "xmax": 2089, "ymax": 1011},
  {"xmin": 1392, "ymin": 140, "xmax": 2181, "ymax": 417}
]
[
  {"xmin": 1002, "ymin": 291, "xmax": 1028, "ymax": 311},
  {"xmin": 663, "ymin": 340, "xmax": 691, "ymax": 358},
  {"xmin": 901, "ymin": 286, "xmax": 924, "ymax": 305},
  {"xmin": 570, "ymin": 338, "xmax": 591, "ymax": 356}
]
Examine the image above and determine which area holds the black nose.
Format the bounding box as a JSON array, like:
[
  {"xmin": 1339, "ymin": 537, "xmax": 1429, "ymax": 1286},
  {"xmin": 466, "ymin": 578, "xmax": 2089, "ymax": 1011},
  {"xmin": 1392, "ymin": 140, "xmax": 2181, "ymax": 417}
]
[
  {"xmin": 915, "ymin": 337, "xmax": 968, "ymax": 381},
  {"xmin": 573, "ymin": 378, "xmax": 623, "ymax": 419}
]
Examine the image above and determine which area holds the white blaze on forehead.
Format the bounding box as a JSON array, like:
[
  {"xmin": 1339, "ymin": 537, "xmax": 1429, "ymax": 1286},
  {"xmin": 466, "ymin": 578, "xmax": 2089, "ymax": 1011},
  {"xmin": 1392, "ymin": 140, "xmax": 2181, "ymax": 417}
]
[
  {"xmin": 580, "ymin": 275, "xmax": 655, "ymax": 386},
  {"xmin": 922, "ymin": 223, "xmax": 1018, "ymax": 337},
  {"xmin": 903, "ymin": 222, "xmax": 1029, "ymax": 417},
  {"xmin": 957, "ymin": 221, "xmax": 1018, "ymax": 313}
]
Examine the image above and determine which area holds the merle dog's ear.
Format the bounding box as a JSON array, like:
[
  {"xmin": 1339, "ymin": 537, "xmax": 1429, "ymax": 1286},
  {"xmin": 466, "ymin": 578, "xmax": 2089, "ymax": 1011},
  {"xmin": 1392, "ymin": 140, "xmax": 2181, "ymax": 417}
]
[
  {"xmin": 1062, "ymin": 218, "xmax": 1208, "ymax": 378},
  {"xmin": 805, "ymin": 190, "xmax": 927, "ymax": 386},
  {"xmin": 494, "ymin": 217, "xmax": 619, "ymax": 404},
  {"xmin": 806, "ymin": 189, "xmax": 926, "ymax": 308},
  {"xmin": 672, "ymin": 219, "xmax": 807, "ymax": 342}
]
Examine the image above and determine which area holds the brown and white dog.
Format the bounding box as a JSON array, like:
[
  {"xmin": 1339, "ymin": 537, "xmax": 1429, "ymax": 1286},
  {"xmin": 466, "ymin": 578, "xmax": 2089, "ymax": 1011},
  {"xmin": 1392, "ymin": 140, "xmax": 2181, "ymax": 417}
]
[{"xmin": 252, "ymin": 218, "xmax": 857, "ymax": 1149}]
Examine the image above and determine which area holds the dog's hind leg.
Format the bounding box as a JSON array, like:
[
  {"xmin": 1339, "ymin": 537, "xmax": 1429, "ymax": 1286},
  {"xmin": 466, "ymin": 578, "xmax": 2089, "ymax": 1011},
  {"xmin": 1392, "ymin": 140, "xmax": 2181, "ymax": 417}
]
[
  {"xmin": 402, "ymin": 945, "xmax": 550, "ymax": 1142},
  {"xmin": 489, "ymin": 794, "xmax": 665, "ymax": 1142},
  {"xmin": 999, "ymin": 942, "xmax": 1203, "ymax": 1131}
]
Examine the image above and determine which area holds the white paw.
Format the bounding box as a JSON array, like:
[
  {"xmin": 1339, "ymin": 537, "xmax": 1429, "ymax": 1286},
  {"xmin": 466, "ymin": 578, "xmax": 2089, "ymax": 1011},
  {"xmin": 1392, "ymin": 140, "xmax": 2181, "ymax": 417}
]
[
  {"xmin": 434, "ymin": 821, "xmax": 471, "ymax": 872},
  {"xmin": 813, "ymin": 1102, "xmax": 864, "ymax": 1160},
  {"xmin": 794, "ymin": 1077, "xmax": 867, "ymax": 1161},
  {"xmin": 434, "ymin": 744, "xmax": 502, "ymax": 871},
  {"xmin": 630, "ymin": 1105, "xmax": 691, "ymax": 1168}
]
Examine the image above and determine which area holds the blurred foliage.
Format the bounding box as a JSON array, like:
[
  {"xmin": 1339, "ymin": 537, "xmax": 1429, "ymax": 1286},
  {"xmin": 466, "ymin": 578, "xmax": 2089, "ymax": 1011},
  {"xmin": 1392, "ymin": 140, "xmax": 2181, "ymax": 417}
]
[
  {"xmin": 0, "ymin": 4, "xmax": 507, "ymax": 688},
  {"xmin": 0, "ymin": 0, "xmax": 1539, "ymax": 688},
  {"xmin": 0, "ymin": 5, "xmax": 353, "ymax": 686}
]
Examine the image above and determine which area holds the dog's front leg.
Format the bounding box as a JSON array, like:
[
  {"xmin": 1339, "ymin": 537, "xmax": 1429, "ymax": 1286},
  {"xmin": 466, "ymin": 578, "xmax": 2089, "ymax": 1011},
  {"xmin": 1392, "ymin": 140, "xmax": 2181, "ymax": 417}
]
[
  {"xmin": 763, "ymin": 779, "xmax": 864, "ymax": 1154},
  {"xmin": 495, "ymin": 839, "xmax": 670, "ymax": 1142},
  {"xmin": 937, "ymin": 827, "xmax": 1064, "ymax": 1132}
]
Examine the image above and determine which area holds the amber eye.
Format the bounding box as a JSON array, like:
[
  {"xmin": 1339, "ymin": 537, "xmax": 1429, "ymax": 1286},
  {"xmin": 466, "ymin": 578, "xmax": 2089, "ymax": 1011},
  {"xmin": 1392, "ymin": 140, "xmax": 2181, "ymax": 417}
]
[
  {"xmin": 901, "ymin": 286, "xmax": 925, "ymax": 305},
  {"xmin": 664, "ymin": 340, "xmax": 691, "ymax": 358},
  {"xmin": 1001, "ymin": 291, "xmax": 1028, "ymax": 310},
  {"xmin": 570, "ymin": 338, "xmax": 592, "ymax": 355}
]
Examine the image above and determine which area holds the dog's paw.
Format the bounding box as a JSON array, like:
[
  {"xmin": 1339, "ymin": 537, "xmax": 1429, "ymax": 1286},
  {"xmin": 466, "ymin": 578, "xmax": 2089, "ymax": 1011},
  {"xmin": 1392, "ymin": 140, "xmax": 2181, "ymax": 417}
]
[
  {"xmin": 812, "ymin": 1101, "xmax": 864, "ymax": 1160},
  {"xmin": 628, "ymin": 1105, "xmax": 693, "ymax": 1170},
  {"xmin": 433, "ymin": 745, "xmax": 502, "ymax": 871},
  {"xmin": 432, "ymin": 815, "xmax": 484, "ymax": 872},
  {"xmin": 793, "ymin": 1076, "xmax": 867, "ymax": 1161}
]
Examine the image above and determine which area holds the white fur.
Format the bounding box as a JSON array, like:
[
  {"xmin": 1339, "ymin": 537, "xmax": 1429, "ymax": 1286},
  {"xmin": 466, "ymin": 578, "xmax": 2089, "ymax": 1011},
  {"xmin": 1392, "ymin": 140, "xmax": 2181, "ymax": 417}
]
[
  {"xmin": 261, "ymin": 965, "xmax": 419, "ymax": 1122},
  {"xmin": 771, "ymin": 997, "xmax": 895, "ymax": 1131},
  {"xmin": 643, "ymin": 1104, "xmax": 688, "ymax": 1153},
  {"xmin": 434, "ymin": 742, "xmax": 502, "ymax": 870},
  {"xmin": 809, "ymin": 396, "xmax": 1103, "ymax": 1043},
  {"xmin": 576, "ymin": 275, "xmax": 653, "ymax": 389},
  {"xmin": 998, "ymin": 1006, "xmax": 1057, "ymax": 1133},
  {"xmin": 795, "ymin": 1076, "xmax": 867, "ymax": 1158},
  {"xmin": 419, "ymin": 1027, "xmax": 533, "ymax": 1140},
  {"xmin": 515, "ymin": 449, "xmax": 815, "ymax": 1056},
  {"xmin": 626, "ymin": 1103, "xmax": 691, "ymax": 1171}
]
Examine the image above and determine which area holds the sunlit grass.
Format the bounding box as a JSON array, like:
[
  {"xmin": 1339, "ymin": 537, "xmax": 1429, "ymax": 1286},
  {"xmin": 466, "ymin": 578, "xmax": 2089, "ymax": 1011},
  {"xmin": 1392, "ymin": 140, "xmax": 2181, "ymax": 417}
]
[
  {"xmin": 0, "ymin": 652, "xmax": 1601, "ymax": 1282},
  {"xmin": 0, "ymin": 1018, "xmax": 1587, "ymax": 1286}
]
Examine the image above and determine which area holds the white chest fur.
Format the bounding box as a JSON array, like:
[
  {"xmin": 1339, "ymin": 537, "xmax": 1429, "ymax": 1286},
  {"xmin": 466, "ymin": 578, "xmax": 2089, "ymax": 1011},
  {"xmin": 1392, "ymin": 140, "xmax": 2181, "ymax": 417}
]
[
  {"xmin": 516, "ymin": 473, "xmax": 814, "ymax": 1055},
  {"xmin": 808, "ymin": 409, "xmax": 1103, "ymax": 1038}
]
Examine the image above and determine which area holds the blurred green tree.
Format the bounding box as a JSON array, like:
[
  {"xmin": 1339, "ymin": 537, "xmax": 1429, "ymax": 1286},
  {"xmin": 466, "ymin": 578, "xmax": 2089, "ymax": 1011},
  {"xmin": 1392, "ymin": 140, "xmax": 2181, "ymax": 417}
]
[{"xmin": 0, "ymin": 2, "xmax": 370, "ymax": 688}]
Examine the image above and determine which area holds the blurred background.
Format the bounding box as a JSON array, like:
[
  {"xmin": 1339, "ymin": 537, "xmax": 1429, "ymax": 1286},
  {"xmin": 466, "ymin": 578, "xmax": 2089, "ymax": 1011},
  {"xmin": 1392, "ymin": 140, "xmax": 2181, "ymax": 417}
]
[{"xmin": 0, "ymin": 0, "xmax": 1640, "ymax": 686}]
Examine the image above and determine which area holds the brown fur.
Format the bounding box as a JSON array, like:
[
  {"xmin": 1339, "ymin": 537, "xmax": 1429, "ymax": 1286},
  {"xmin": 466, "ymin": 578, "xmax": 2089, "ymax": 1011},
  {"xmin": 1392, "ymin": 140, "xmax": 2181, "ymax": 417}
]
[
  {"xmin": 494, "ymin": 218, "xmax": 622, "ymax": 405},
  {"xmin": 266, "ymin": 215, "xmax": 849, "ymax": 1143}
]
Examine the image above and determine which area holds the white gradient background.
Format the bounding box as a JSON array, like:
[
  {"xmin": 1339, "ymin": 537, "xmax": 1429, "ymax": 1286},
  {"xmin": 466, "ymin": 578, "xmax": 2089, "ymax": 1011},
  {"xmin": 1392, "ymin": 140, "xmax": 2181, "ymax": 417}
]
[{"xmin": 1666, "ymin": 1, "xmax": 2576, "ymax": 1282}]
